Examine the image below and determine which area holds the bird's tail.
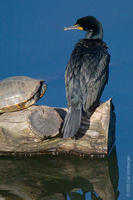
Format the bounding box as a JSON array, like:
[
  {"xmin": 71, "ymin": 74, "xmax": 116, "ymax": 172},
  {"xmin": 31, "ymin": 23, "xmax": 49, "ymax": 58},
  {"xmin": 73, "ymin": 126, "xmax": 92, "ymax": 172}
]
[{"xmin": 62, "ymin": 106, "xmax": 82, "ymax": 138}]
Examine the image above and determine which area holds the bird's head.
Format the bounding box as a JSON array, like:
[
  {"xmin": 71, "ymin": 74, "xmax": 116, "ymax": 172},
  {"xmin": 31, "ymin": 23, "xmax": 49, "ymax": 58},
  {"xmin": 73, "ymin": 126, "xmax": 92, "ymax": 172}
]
[{"xmin": 64, "ymin": 16, "xmax": 103, "ymax": 40}]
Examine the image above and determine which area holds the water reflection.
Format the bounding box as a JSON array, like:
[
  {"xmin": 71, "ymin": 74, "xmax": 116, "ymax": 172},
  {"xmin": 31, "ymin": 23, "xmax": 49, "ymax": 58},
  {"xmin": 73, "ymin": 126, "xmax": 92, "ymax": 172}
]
[{"xmin": 0, "ymin": 147, "xmax": 119, "ymax": 200}]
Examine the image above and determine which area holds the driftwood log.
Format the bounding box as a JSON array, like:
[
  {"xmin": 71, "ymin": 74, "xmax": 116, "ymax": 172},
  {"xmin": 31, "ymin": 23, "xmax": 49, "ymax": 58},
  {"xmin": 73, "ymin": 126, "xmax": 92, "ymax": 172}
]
[{"xmin": 0, "ymin": 99, "xmax": 115, "ymax": 156}]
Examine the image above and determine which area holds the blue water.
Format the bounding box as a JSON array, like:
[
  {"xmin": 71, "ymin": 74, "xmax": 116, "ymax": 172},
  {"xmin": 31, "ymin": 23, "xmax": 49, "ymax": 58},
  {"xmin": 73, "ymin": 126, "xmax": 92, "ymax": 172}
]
[
  {"xmin": 0, "ymin": 1, "xmax": 133, "ymax": 199},
  {"xmin": 0, "ymin": 149, "xmax": 119, "ymax": 200}
]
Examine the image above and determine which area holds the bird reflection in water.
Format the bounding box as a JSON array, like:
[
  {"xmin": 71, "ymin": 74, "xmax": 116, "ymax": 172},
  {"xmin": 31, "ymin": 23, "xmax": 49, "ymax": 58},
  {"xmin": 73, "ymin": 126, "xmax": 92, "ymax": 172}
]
[{"xmin": 65, "ymin": 147, "xmax": 119, "ymax": 200}]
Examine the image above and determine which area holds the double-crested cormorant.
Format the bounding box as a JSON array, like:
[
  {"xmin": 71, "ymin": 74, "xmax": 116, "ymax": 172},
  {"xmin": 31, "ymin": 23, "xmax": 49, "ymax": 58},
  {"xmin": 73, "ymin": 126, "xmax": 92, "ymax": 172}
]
[{"xmin": 62, "ymin": 16, "xmax": 110, "ymax": 138}]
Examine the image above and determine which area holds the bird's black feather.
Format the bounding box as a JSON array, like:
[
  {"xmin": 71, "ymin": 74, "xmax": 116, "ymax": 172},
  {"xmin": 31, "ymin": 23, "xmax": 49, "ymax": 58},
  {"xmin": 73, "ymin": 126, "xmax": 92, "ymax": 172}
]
[
  {"xmin": 66, "ymin": 39, "xmax": 110, "ymax": 111},
  {"xmin": 62, "ymin": 39, "xmax": 110, "ymax": 138}
]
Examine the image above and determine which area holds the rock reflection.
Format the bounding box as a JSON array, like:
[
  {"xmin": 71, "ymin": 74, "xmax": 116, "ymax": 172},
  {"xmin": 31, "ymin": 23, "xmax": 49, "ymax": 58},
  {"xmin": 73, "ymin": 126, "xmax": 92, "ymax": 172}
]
[{"xmin": 0, "ymin": 147, "xmax": 119, "ymax": 200}]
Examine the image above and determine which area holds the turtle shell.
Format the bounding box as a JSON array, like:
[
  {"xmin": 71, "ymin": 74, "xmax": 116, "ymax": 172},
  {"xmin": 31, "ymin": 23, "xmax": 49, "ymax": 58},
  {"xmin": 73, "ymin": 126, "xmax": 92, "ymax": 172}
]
[{"xmin": 0, "ymin": 76, "xmax": 47, "ymax": 113}]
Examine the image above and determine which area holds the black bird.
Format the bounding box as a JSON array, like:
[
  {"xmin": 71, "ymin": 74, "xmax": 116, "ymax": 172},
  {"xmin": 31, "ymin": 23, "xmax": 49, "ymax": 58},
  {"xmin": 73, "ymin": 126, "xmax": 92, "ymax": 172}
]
[{"xmin": 62, "ymin": 16, "xmax": 110, "ymax": 138}]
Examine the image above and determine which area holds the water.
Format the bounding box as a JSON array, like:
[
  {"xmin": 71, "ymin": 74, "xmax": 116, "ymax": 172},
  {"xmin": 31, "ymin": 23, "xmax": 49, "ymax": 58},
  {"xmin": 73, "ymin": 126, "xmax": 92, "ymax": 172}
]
[
  {"xmin": 0, "ymin": 1, "xmax": 133, "ymax": 199},
  {"xmin": 0, "ymin": 148, "xmax": 119, "ymax": 200}
]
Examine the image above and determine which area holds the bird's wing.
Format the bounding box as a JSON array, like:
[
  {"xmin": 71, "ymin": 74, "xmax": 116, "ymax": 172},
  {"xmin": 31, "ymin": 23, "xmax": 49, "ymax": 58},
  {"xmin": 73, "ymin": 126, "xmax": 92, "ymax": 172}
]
[
  {"xmin": 65, "ymin": 57, "xmax": 82, "ymax": 108},
  {"xmin": 80, "ymin": 46, "xmax": 110, "ymax": 112}
]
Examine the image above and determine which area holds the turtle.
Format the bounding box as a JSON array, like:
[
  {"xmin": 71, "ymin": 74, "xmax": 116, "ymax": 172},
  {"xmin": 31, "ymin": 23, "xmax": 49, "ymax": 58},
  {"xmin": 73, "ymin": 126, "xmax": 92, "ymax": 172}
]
[{"xmin": 0, "ymin": 76, "xmax": 47, "ymax": 113}]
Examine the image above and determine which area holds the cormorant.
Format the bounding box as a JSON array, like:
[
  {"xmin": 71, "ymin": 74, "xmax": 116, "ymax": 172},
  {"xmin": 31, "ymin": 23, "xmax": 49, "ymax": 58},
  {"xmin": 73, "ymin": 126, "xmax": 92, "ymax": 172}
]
[{"xmin": 62, "ymin": 16, "xmax": 110, "ymax": 138}]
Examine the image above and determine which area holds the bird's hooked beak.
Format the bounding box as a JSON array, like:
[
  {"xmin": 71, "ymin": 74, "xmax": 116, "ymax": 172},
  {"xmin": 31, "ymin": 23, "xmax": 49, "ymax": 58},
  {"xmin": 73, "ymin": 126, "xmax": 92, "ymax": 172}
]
[{"xmin": 64, "ymin": 24, "xmax": 83, "ymax": 31}]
